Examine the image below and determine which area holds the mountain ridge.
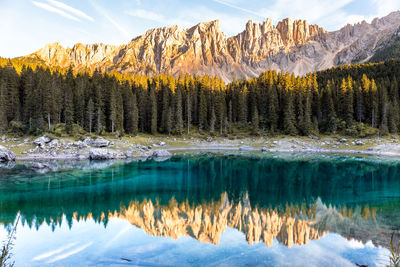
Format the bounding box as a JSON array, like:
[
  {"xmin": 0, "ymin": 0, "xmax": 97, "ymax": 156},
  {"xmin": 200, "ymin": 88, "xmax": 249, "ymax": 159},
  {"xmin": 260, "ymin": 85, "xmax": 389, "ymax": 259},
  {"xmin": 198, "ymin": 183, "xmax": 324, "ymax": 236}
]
[{"xmin": 16, "ymin": 10, "xmax": 400, "ymax": 82}]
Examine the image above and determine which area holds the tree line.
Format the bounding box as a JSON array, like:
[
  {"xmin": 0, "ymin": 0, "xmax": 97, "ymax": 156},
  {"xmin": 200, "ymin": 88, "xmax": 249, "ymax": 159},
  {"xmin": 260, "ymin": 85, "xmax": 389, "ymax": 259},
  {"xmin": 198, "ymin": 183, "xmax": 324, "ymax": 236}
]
[{"xmin": 0, "ymin": 59, "xmax": 400, "ymax": 137}]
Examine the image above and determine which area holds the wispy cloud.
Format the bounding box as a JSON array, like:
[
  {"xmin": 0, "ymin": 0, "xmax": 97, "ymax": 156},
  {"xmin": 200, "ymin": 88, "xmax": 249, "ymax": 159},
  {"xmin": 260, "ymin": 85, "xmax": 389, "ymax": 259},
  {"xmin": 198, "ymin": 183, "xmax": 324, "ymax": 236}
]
[
  {"xmin": 32, "ymin": 1, "xmax": 80, "ymax": 21},
  {"xmin": 125, "ymin": 9, "xmax": 165, "ymax": 23},
  {"xmin": 45, "ymin": 0, "xmax": 94, "ymax": 21},
  {"xmin": 212, "ymin": 0, "xmax": 265, "ymax": 18},
  {"xmin": 89, "ymin": 0, "xmax": 132, "ymax": 39}
]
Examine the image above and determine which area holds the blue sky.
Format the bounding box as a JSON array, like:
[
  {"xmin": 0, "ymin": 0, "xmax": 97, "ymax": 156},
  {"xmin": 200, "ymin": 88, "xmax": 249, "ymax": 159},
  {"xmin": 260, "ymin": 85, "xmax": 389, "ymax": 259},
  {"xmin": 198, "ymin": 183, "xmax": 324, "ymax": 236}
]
[{"xmin": 1, "ymin": 0, "xmax": 400, "ymax": 58}]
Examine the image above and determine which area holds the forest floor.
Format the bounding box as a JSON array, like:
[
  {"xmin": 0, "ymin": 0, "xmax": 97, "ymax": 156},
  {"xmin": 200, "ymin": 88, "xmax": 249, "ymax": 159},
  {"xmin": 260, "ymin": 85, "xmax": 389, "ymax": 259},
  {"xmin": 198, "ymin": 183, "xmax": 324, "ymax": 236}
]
[{"xmin": 2, "ymin": 133, "xmax": 400, "ymax": 162}]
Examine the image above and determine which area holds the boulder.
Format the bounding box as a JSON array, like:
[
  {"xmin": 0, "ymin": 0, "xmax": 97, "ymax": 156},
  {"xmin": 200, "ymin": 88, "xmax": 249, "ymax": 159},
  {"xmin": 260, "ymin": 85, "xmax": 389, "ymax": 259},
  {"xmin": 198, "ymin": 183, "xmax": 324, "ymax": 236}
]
[
  {"xmin": 34, "ymin": 136, "xmax": 52, "ymax": 147},
  {"xmin": 356, "ymin": 141, "xmax": 364, "ymax": 146},
  {"xmin": 32, "ymin": 163, "xmax": 48, "ymax": 169},
  {"xmin": 90, "ymin": 137, "xmax": 110, "ymax": 147},
  {"xmin": 0, "ymin": 146, "xmax": 16, "ymax": 162},
  {"xmin": 261, "ymin": 147, "xmax": 268, "ymax": 152},
  {"xmin": 48, "ymin": 139, "xmax": 60, "ymax": 148},
  {"xmin": 206, "ymin": 137, "xmax": 213, "ymax": 142},
  {"xmin": 152, "ymin": 149, "xmax": 172, "ymax": 158},
  {"xmin": 89, "ymin": 149, "xmax": 125, "ymax": 160},
  {"xmin": 71, "ymin": 141, "xmax": 87, "ymax": 148},
  {"xmin": 158, "ymin": 141, "xmax": 166, "ymax": 146},
  {"xmin": 339, "ymin": 138, "xmax": 347, "ymax": 143}
]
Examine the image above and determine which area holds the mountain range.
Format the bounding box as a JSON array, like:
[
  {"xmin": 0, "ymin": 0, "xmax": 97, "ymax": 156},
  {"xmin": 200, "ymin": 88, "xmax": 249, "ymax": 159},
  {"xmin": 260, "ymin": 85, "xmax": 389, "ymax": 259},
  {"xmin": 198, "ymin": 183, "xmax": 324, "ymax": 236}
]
[{"xmin": 16, "ymin": 10, "xmax": 400, "ymax": 82}]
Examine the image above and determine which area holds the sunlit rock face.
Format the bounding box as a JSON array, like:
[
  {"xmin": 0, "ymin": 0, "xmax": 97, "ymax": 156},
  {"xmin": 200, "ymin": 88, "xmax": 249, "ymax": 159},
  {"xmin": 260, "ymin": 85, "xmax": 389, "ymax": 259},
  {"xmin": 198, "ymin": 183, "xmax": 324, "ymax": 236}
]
[
  {"xmin": 19, "ymin": 11, "xmax": 400, "ymax": 82},
  {"xmin": 112, "ymin": 193, "xmax": 326, "ymax": 247}
]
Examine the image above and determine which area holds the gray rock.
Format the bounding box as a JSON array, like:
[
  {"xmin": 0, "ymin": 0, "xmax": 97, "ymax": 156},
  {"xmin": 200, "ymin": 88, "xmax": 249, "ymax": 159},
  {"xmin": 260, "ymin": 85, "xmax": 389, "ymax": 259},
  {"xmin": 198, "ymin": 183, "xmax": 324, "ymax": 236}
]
[
  {"xmin": 23, "ymin": 138, "xmax": 29, "ymax": 143},
  {"xmin": 124, "ymin": 150, "xmax": 134, "ymax": 158},
  {"xmin": 367, "ymin": 147, "xmax": 374, "ymax": 151},
  {"xmin": 159, "ymin": 141, "xmax": 166, "ymax": 146},
  {"xmin": 261, "ymin": 147, "xmax": 268, "ymax": 152},
  {"xmin": 71, "ymin": 141, "xmax": 87, "ymax": 148},
  {"xmin": 90, "ymin": 137, "xmax": 110, "ymax": 147},
  {"xmin": 356, "ymin": 141, "xmax": 364, "ymax": 146},
  {"xmin": 32, "ymin": 163, "xmax": 48, "ymax": 169},
  {"xmin": 339, "ymin": 138, "xmax": 347, "ymax": 143},
  {"xmin": 310, "ymin": 135, "xmax": 320, "ymax": 140},
  {"xmin": 332, "ymin": 145, "xmax": 339, "ymax": 149},
  {"xmin": 392, "ymin": 135, "xmax": 397, "ymax": 139},
  {"xmin": 152, "ymin": 149, "xmax": 172, "ymax": 158},
  {"xmin": 0, "ymin": 146, "xmax": 16, "ymax": 162},
  {"xmin": 34, "ymin": 136, "xmax": 51, "ymax": 147},
  {"xmin": 83, "ymin": 137, "xmax": 92, "ymax": 144},
  {"xmin": 1, "ymin": 136, "xmax": 5, "ymax": 142},
  {"xmin": 89, "ymin": 149, "xmax": 125, "ymax": 160},
  {"xmin": 239, "ymin": 146, "xmax": 252, "ymax": 151},
  {"xmin": 48, "ymin": 139, "xmax": 59, "ymax": 148},
  {"xmin": 206, "ymin": 137, "xmax": 213, "ymax": 142}
]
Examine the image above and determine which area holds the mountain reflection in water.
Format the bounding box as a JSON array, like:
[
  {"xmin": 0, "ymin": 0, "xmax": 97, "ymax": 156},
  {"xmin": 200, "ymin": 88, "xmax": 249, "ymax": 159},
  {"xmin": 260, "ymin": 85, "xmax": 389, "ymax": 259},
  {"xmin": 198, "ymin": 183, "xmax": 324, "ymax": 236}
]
[{"xmin": 0, "ymin": 153, "xmax": 399, "ymax": 266}]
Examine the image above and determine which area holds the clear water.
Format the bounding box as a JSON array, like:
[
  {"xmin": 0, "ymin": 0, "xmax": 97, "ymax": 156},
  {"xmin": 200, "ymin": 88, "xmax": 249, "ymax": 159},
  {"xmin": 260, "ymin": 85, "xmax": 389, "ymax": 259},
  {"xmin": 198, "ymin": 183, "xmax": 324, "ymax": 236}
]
[{"xmin": 1, "ymin": 152, "xmax": 399, "ymax": 266}]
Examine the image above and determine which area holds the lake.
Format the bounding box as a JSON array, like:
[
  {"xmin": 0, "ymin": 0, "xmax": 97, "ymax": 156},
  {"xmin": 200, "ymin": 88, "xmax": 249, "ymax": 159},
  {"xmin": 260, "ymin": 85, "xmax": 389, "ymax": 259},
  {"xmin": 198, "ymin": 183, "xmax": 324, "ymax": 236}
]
[{"xmin": 1, "ymin": 152, "xmax": 399, "ymax": 266}]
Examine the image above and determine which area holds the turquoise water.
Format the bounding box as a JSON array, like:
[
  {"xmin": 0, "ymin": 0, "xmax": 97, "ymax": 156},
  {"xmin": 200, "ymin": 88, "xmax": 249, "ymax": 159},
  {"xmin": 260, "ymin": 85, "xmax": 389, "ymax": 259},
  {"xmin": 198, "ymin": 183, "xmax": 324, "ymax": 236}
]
[{"xmin": 0, "ymin": 153, "xmax": 400, "ymax": 266}]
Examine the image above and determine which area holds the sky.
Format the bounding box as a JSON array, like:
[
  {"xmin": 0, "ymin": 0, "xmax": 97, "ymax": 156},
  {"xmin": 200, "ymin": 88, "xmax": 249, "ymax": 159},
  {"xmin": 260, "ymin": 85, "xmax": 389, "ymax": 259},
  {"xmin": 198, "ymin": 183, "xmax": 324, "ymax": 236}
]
[{"xmin": 1, "ymin": 0, "xmax": 400, "ymax": 58}]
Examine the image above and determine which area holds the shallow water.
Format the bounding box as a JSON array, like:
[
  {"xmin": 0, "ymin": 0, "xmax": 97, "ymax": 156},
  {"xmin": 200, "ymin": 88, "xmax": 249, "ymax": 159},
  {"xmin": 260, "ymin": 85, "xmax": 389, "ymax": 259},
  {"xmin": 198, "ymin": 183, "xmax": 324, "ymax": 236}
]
[{"xmin": 1, "ymin": 153, "xmax": 399, "ymax": 266}]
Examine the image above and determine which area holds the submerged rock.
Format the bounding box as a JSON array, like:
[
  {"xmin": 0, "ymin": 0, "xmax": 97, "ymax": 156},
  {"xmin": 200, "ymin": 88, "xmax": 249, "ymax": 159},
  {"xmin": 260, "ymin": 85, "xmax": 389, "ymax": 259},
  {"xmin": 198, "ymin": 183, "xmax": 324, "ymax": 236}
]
[
  {"xmin": 32, "ymin": 162, "xmax": 48, "ymax": 169},
  {"xmin": 0, "ymin": 146, "xmax": 16, "ymax": 162}
]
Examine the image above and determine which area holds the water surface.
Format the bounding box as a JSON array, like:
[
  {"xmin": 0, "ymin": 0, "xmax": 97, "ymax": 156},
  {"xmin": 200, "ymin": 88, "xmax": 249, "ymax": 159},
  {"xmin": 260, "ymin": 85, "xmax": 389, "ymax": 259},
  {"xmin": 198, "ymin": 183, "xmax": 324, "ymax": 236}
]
[{"xmin": 1, "ymin": 153, "xmax": 399, "ymax": 266}]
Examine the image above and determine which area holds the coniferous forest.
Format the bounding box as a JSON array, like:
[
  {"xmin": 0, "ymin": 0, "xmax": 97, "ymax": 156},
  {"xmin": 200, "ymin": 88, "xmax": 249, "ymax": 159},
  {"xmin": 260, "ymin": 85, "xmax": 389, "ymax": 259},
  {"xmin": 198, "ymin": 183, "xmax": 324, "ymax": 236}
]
[{"xmin": 0, "ymin": 58, "xmax": 400, "ymax": 137}]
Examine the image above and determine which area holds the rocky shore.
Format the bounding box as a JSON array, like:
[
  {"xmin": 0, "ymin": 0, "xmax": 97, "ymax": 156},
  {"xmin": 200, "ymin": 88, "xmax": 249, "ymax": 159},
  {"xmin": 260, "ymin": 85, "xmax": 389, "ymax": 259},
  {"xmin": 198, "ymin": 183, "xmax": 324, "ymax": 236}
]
[{"xmin": 1, "ymin": 134, "xmax": 400, "ymax": 166}]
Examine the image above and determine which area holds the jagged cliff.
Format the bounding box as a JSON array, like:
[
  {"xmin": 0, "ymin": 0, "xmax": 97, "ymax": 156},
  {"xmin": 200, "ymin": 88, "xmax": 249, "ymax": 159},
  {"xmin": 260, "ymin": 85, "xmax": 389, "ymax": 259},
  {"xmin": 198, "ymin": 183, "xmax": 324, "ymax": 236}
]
[{"xmin": 17, "ymin": 11, "xmax": 400, "ymax": 82}]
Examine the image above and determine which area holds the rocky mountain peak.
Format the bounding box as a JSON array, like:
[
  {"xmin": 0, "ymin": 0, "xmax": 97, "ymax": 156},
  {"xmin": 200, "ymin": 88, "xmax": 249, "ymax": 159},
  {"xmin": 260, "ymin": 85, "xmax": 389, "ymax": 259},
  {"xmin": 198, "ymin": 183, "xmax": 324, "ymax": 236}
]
[{"xmin": 18, "ymin": 11, "xmax": 400, "ymax": 82}]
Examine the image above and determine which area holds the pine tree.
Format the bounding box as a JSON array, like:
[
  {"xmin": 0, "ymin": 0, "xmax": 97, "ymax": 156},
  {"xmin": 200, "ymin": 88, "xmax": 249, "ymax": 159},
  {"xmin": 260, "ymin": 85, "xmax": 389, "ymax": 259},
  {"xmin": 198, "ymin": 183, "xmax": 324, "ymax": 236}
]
[
  {"xmin": 0, "ymin": 77, "xmax": 8, "ymax": 132},
  {"xmin": 87, "ymin": 98, "xmax": 94, "ymax": 133},
  {"xmin": 370, "ymin": 79, "xmax": 379, "ymax": 128},
  {"xmin": 251, "ymin": 105, "xmax": 259, "ymax": 135},
  {"xmin": 283, "ymin": 90, "xmax": 297, "ymax": 135},
  {"xmin": 174, "ymin": 87, "xmax": 183, "ymax": 135},
  {"xmin": 321, "ymin": 81, "xmax": 337, "ymax": 133},
  {"xmin": 198, "ymin": 89, "xmax": 207, "ymax": 131},
  {"xmin": 238, "ymin": 85, "xmax": 247, "ymax": 126},
  {"xmin": 149, "ymin": 88, "xmax": 157, "ymax": 135},
  {"xmin": 186, "ymin": 89, "xmax": 191, "ymax": 136},
  {"xmin": 64, "ymin": 68, "xmax": 74, "ymax": 134},
  {"xmin": 210, "ymin": 105, "xmax": 216, "ymax": 133},
  {"xmin": 132, "ymin": 93, "xmax": 139, "ymax": 135}
]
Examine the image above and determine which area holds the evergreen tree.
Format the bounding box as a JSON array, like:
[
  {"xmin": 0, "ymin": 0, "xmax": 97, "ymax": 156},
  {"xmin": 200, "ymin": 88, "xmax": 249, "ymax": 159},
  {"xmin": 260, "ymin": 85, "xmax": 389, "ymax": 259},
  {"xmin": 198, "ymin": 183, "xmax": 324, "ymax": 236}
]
[
  {"xmin": 251, "ymin": 105, "xmax": 259, "ymax": 135},
  {"xmin": 87, "ymin": 98, "xmax": 94, "ymax": 134},
  {"xmin": 174, "ymin": 86, "xmax": 183, "ymax": 135},
  {"xmin": 283, "ymin": 90, "xmax": 297, "ymax": 135},
  {"xmin": 149, "ymin": 88, "xmax": 157, "ymax": 135},
  {"xmin": 64, "ymin": 68, "xmax": 74, "ymax": 134}
]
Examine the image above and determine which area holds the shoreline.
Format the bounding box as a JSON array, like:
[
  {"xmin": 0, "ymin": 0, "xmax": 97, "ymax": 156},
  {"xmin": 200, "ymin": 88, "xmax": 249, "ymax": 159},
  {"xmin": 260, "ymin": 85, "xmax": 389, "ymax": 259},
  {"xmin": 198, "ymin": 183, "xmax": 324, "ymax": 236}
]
[{"xmin": 2, "ymin": 135, "xmax": 400, "ymax": 164}]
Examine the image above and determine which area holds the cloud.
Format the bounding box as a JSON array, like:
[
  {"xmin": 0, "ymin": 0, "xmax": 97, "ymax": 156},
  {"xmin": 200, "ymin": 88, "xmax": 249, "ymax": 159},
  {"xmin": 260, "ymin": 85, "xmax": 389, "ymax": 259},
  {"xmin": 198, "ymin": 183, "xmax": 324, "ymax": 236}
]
[
  {"xmin": 212, "ymin": 0, "xmax": 265, "ymax": 18},
  {"xmin": 259, "ymin": 0, "xmax": 355, "ymax": 24},
  {"xmin": 32, "ymin": 1, "xmax": 80, "ymax": 21},
  {"xmin": 372, "ymin": 0, "xmax": 400, "ymax": 17},
  {"xmin": 89, "ymin": 0, "xmax": 132, "ymax": 39},
  {"xmin": 45, "ymin": 0, "xmax": 94, "ymax": 21},
  {"xmin": 125, "ymin": 9, "xmax": 165, "ymax": 23}
]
